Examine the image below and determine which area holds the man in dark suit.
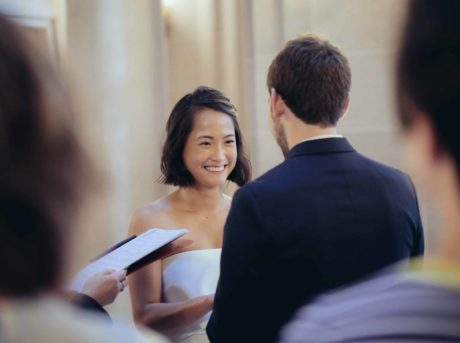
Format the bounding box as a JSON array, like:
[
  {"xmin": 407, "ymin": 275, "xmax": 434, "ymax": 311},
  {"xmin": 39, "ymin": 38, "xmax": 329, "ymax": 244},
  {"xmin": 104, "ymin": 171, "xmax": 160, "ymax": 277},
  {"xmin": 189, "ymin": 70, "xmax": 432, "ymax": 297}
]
[{"xmin": 206, "ymin": 34, "xmax": 424, "ymax": 343}]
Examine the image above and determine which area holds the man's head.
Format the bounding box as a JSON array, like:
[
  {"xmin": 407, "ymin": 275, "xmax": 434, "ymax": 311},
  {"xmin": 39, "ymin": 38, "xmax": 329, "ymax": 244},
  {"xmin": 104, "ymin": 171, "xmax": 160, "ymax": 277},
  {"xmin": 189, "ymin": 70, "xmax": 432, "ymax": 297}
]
[
  {"xmin": 267, "ymin": 34, "xmax": 351, "ymax": 154},
  {"xmin": 267, "ymin": 34, "xmax": 351, "ymax": 127}
]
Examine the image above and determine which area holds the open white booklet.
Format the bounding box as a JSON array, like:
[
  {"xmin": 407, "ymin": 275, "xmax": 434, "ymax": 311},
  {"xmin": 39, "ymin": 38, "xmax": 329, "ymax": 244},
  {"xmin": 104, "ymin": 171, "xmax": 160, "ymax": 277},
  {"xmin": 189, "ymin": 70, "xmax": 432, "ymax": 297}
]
[{"xmin": 70, "ymin": 228, "xmax": 189, "ymax": 292}]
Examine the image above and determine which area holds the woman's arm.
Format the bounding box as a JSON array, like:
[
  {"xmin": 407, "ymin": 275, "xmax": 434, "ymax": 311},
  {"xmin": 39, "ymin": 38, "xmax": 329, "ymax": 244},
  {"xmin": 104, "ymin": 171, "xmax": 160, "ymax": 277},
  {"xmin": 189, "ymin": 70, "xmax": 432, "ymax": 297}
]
[
  {"xmin": 129, "ymin": 262, "xmax": 213, "ymax": 331},
  {"xmin": 128, "ymin": 209, "xmax": 214, "ymax": 333}
]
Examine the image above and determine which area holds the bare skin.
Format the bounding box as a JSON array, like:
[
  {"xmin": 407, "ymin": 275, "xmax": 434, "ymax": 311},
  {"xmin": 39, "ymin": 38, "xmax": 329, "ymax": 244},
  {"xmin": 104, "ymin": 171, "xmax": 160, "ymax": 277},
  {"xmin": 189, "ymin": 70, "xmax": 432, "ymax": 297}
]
[{"xmin": 128, "ymin": 109, "xmax": 237, "ymax": 333}]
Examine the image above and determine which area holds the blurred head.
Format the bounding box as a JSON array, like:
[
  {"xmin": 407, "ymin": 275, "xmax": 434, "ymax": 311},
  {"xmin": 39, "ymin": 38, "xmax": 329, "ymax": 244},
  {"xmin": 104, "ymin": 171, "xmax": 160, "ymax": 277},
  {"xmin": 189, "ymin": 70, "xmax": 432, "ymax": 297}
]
[
  {"xmin": 397, "ymin": 0, "xmax": 460, "ymax": 190},
  {"xmin": 267, "ymin": 34, "xmax": 351, "ymax": 128},
  {"xmin": 161, "ymin": 86, "xmax": 251, "ymax": 188},
  {"xmin": 0, "ymin": 14, "xmax": 86, "ymax": 296}
]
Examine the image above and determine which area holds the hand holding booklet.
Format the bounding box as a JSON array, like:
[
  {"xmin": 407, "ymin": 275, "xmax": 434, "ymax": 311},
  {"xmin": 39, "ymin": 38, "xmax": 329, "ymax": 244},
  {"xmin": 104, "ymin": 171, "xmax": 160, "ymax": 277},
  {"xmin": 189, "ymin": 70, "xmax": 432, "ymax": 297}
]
[{"xmin": 70, "ymin": 228, "xmax": 189, "ymax": 292}]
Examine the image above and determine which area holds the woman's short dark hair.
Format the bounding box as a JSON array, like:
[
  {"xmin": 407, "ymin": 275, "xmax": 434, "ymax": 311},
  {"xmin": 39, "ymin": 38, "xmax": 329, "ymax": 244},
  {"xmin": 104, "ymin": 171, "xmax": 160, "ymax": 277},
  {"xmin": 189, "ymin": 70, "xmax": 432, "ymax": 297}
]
[
  {"xmin": 161, "ymin": 86, "xmax": 251, "ymax": 187},
  {"xmin": 0, "ymin": 14, "xmax": 86, "ymax": 296},
  {"xmin": 397, "ymin": 0, "xmax": 460, "ymax": 175}
]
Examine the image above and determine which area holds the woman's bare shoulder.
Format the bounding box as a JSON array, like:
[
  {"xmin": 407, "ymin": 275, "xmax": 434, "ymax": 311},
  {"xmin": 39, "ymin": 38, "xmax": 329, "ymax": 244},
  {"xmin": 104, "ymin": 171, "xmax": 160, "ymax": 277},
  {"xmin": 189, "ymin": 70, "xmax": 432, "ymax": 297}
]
[
  {"xmin": 129, "ymin": 196, "xmax": 175, "ymax": 235},
  {"xmin": 136, "ymin": 196, "xmax": 172, "ymax": 216}
]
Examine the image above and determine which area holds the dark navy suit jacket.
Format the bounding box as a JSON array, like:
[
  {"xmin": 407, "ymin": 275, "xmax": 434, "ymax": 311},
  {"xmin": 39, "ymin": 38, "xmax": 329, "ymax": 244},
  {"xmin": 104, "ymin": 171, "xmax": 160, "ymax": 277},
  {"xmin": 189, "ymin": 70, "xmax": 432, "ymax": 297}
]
[{"xmin": 207, "ymin": 138, "xmax": 424, "ymax": 343}]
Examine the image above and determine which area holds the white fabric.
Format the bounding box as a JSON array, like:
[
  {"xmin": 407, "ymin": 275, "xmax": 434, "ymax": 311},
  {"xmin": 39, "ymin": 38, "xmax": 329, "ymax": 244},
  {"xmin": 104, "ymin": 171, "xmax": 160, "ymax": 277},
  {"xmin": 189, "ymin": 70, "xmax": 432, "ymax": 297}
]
[
  {"xmin": 298, "ymin": 134, "xmax": 343, "ymax": 144},
  {"xmin": 162, "ymin": 249, "xmax": 221, "ymax": 343}
]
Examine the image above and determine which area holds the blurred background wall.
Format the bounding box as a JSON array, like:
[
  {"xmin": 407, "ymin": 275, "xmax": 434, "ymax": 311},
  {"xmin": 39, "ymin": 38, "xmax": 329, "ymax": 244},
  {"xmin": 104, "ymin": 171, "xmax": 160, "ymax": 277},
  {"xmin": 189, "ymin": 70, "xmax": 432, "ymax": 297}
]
[{"xmin": 1, "ymin": 0, "xmax": 437, "ymax": 323}]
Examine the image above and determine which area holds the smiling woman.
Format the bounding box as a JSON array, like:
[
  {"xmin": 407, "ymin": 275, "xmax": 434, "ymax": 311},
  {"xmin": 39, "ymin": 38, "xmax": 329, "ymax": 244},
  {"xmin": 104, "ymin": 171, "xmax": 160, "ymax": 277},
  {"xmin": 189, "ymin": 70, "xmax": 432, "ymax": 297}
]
[
  {"xmin": 127, "ymin": 86, "xmax": 251, "ymax": 343},
  {"xmin": 160, "ymin": 86, "xmax": 250, "ymax": 188}
]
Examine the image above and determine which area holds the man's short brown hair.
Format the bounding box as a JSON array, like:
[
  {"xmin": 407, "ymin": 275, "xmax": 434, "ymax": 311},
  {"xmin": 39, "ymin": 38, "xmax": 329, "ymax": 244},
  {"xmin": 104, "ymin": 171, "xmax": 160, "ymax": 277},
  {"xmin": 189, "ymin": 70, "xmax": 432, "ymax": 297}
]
[{"xmin": 267, "ymin": 34, "xmax": 351, "ymax": 127}]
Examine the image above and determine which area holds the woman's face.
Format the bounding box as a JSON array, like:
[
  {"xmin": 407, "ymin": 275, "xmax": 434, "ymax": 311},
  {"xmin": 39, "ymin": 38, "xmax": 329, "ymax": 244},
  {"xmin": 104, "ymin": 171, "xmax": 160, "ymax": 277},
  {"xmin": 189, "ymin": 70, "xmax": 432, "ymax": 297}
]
[{"xmin": 183, "ymin": 108, "xmax": 237, "ymax": 189}]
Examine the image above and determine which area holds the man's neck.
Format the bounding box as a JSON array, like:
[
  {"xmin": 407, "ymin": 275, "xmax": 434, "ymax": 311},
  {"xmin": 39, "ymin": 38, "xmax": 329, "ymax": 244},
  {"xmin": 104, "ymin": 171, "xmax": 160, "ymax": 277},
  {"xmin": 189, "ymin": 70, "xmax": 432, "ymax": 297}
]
[{"xmin": 287, "ymin": 125, "xmax": 339, "ymax": 150}]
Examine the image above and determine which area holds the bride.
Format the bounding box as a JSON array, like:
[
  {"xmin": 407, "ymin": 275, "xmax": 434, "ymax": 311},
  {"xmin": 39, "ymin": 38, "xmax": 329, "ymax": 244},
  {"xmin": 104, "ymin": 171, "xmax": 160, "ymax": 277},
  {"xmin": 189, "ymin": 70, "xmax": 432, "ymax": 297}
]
[{"xmin": 128, "ymin": 86, "xmax": 251, "ymax": 343}]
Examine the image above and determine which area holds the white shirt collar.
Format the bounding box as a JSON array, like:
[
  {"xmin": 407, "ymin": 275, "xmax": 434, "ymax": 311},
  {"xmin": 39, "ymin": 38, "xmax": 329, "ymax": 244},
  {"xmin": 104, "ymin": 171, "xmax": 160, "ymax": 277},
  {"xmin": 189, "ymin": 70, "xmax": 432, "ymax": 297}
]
[{"xmin": 298, "ymin": 134, "xmax": 343, "ymax": 144}]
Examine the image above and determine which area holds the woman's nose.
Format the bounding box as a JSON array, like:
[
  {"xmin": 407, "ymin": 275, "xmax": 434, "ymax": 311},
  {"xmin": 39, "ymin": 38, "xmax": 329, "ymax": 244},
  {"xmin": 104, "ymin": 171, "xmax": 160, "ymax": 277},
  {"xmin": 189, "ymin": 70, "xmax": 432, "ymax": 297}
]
[{"xmin": 211, "ymin": 145, "xmax": 225, "ymax": 161}]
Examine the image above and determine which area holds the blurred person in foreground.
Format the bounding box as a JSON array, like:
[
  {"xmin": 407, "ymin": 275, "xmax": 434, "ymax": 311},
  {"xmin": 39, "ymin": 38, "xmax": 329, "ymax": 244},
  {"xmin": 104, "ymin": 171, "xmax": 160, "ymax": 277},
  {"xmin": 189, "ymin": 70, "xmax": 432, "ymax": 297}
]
[
  {"xmin": 207, "ymin": 33, "xmax": 424, "ymax": 343},
  {"xmin": 280, "ymin": 1, "xmax": 460, "ymax": 341},
  {"xmin": 0, "ymin": 13, "xmax": 166, "ymax": 343}
]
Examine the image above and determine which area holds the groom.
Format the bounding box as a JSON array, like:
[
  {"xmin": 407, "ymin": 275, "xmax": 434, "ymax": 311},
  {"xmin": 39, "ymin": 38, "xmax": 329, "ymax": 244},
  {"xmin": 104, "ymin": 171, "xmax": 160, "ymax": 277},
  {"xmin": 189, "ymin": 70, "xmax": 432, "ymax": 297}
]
[{"xmin": 207, "ymin": 34, "xmax": 424, "ymax": 343}]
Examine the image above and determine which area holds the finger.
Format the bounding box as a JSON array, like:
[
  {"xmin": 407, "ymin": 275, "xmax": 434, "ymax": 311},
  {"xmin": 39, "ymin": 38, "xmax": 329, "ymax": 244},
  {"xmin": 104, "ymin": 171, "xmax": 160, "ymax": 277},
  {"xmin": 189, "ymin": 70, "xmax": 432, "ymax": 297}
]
[
  {"xmin": 121, "ymin": 278, "xmax": 128, "ymax": 288},
  {"xmin": 115, "ymin": 269, "xmax": 127, "ymax": 280},
  {"xmin": 118, "ymin": 281, "xmax": 124, "ymax": 292}
]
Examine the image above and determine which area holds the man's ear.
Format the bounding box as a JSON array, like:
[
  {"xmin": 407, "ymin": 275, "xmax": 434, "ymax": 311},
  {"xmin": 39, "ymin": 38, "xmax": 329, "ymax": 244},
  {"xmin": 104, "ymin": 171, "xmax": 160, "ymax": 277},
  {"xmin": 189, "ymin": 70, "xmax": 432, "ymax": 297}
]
[
  {"xmin": 338, "ymin": 94, "xmax": 351, "ymax": 120},
  {"xmin": 270, "ymin": 88, "xmax": 286, "ymax": 119}
]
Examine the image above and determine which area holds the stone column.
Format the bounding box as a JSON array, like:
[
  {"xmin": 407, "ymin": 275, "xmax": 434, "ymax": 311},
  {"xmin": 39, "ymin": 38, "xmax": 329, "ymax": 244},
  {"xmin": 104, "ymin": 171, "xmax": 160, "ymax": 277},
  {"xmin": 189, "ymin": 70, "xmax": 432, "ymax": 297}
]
[{"xmin": 65, "ymin": 0, "xmax": 168, "ymax": 319}]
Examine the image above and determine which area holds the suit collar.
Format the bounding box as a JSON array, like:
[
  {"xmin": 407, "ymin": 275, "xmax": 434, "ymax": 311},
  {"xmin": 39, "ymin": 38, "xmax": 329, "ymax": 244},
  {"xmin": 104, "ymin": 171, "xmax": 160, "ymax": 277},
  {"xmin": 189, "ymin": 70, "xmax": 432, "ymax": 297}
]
[{"xmin": 286, "ymin": 137, "xmax": 355, "ymax": 158}]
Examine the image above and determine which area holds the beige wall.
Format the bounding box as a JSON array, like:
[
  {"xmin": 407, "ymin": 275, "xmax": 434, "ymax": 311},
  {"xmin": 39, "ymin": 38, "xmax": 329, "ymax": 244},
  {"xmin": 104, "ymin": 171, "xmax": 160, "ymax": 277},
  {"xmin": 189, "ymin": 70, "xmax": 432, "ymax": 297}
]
[{"xmin": 166, "ymin": 0, "xmax": 217, "ymax": 105}]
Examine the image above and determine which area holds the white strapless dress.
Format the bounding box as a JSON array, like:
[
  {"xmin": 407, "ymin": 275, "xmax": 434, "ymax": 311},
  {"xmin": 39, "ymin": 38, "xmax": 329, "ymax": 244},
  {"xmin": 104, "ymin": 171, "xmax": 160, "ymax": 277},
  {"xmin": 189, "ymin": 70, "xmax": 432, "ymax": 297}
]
[{"xmin": 162, "ymin": 248, "xmax": 221, "ymax": 343}]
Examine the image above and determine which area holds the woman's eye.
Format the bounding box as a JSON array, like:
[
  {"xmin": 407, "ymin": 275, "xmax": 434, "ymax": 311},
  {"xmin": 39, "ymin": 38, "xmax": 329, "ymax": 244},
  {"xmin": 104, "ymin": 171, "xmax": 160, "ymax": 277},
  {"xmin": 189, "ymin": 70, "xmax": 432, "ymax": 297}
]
[
  {"xmin": 199, "ymin": 141, "xmax": 211, "ymax": 146},
  {"xmin": 225, "ymin": 139, "xmax": 235, "ymax": 144}
]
